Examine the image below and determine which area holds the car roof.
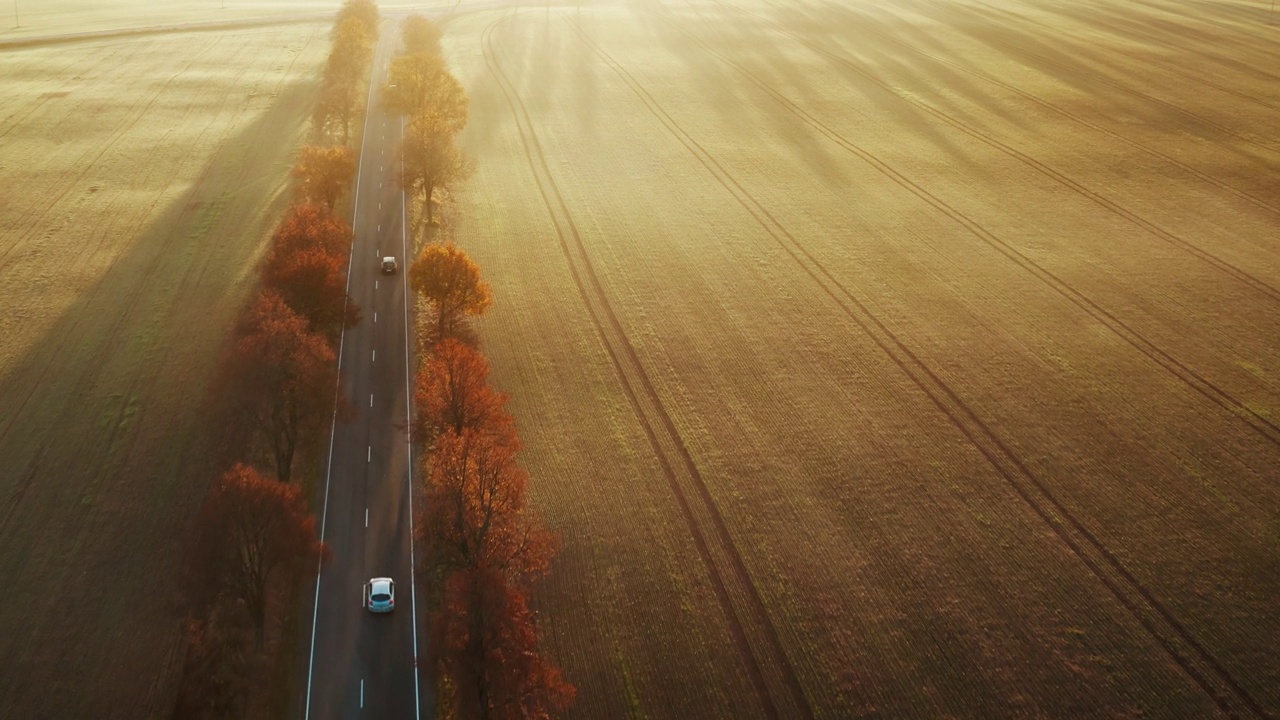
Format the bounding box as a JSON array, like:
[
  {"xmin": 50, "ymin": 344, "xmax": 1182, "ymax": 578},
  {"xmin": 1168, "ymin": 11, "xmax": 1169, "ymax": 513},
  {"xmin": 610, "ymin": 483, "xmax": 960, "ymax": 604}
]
[
  {"xmin": 383, "ymin": 256, "xmax": 395, "ymax": 262},
  {"xmin": 370, "ymin": 577, "xmax": 393, "ymax": 588}
]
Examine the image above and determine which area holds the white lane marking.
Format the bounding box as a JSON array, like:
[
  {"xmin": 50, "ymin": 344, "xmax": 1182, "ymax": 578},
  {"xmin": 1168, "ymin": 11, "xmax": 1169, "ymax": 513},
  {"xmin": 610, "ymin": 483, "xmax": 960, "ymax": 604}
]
[
  {"xmin": 368, "ymin": 446, "xmax": 371, "ymax": 462},
  {"xmin": 360, "ymin": 678, "xmax": 364, "ymax": 708},
  {"xmin": 365, "ymin": 508, "xmax": 368, "ymax": 528},
  {"xmin": 374, "ymin": 311, "xmax": 378, "ymax": 322},
  {"xmin": 379, "ymin": 202, "xmax": 382, "ymax": 210},
  {"xmin": 370, "ymin": 393, "xmax": 374, "ymax": 407},
  {"xmin": 380, "ymin": 182, "xmax": 383, "ymax": 189},
  {"xmin": 305, "ymin": 37, "xmax": 380, "ymax": 720},
  {"xmin": 378, "ymin": 224, "xmax": 381, "ymax": 232},
  {"xmin": 375, "ymin": 281, "xmax": 378, "ymax": 291},
  {"xmin": 400, "ymin": 112, "xmax": 423, "ymax": 720},
  {"xmin": 373, "ymin": 350, "xmax": 376, "ymax": 363}
]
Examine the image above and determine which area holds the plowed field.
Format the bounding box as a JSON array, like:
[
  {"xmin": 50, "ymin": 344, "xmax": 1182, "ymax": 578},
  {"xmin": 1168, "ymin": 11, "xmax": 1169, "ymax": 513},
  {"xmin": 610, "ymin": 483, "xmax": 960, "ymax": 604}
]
[
  {"xmin": 445, "ymin": 0, "xmax": 1280, "ymax": 717},
  {"xmin": 0, "ymin": 24, "xmax": 328, "ymax": 719}
]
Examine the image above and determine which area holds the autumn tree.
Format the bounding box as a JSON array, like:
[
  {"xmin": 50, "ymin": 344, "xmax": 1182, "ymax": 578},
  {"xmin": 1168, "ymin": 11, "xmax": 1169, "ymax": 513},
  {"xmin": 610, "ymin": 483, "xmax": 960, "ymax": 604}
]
[
  {"xmin": 315, "ymin": 10, "xmax": 376, "ymax": 144},
  {"xmin": 171, "ymin": 602, "xmax": 254, "ymax": 720},
  {"xmin": 402, "ymin": 112, "xmax": 472, "ymax": 226},
  {"xmin": 335, "ymin": 0, "xmax": 380, "ymax": 38},
  {"xmin": 421, "ymin": 427, "xmax": 552, "ymax": 578},
  {"xmin": 223, "ymin": 291, "xmax": 341, "ymax": 482},
  {"xmin": 410, "ymin": 243, "xmax": 492, "ymax": 341},
  {"xmin": 402, "ymin": 14, "xmax": 442, "ymax": 56},
  {"xmin": 294, "ymin": 145, "xmax": 356, "ymax": 209},
  {"xmin": 329, "ymin": 16, "xmax": 374, "ymax": 86},
  {"xmin": 383, "ymin": 51, "xmax": 468, "ymax": 129},
  {"xmin": 192, "ymin": 463, "xmax": 327, "ymax": 645},
  {"xmin": 432, "ymin": 568, "xmax": 576, "ymax": 720},
  {"xmin": 271, "ymin": 202, "xmax": 353, "ymax": 258},
  {"xmin": 416, "ymin": 338, "xmax": 510, "ymax": 441},
  {"xmin": 263, "ymin": 204, "xmax": 359, "ymax": 338},
  {"xmin": 314, "ymin": 77, "xmax": 359, "ymax": 144}
]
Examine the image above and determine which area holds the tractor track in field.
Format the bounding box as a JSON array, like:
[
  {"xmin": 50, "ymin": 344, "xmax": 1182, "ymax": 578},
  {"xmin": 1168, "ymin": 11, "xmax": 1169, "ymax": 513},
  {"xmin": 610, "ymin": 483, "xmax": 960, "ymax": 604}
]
[
  {"xmin": 482, "ymin": 11, "xmax": 814, "ymax": 720},
  {"xmin": 959, "ymin": 0, "xmax": 1280, "ymax": 109},
  {"xmin": 597, "ymin": 4, "xmax": 1272, "ymax": 717},
  {"xmin": 1055, "ymin": 0, "xmax": 1280, "ymax": 64},
  {"xmin": 925, "ymin": 0, "xmax": 1280, "ymax": 157},
  {"xmin": 666, "ymin": 0, "xmax": 1280, "ymax": 457},
  {"xmin": 755, "ymin": 0, "xmax": 1280, "ymax": 223},
  {"xmin": 731, "ymin": 0, "xmax": 1280, "ymax": 297}
]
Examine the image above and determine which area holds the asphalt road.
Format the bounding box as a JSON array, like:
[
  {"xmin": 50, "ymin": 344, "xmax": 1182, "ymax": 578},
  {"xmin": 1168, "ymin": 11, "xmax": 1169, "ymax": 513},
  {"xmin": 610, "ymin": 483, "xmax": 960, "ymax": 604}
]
[{"xmin": 303, "ymin": 31, "xmax": 422, "ymax": 720}]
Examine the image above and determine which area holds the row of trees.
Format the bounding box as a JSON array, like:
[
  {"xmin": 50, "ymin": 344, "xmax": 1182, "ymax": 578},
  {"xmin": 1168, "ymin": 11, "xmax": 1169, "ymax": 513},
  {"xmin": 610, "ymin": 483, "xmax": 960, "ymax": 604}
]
[
  {"xmin": 385, "ymin": 14, "xmax": 472, "ymax": 225},
  {"xmin": 315, "ymin": 0, "xmax": 380, "ymax": 144},
  {"xmin": 173, "ymin": 3, "xmax": 380, "ymax": 717},
  {"xmin": 395, "ymin": 18, "xmax": 575, "ymax": 717},
  {"xmin": 412, "ymin": 253, "xmax": 576, "ymax": 720}
]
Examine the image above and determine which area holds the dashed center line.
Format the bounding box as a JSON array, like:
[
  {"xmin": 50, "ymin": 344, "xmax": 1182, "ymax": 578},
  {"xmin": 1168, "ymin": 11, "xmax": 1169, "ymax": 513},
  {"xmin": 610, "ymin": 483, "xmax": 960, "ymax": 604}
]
[
  {"xmin": 373, "ymin": 350, "xmax": 376, "ymax": 362},
  {"xmin": 367, "ymin": 446, "xmax": 371, "ymax": 463},
  {"xmin": 365, "ymin": 508, "xmax": 368, "ymax": 528},
  {"xmin": 370, "ymin": 393, "xmax": 374, "ymax": 407}
]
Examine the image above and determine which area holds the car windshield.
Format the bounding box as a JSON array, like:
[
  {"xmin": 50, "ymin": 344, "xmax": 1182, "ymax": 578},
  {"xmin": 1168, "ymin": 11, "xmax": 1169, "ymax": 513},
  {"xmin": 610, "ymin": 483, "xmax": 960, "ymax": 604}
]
[{"xmin": 372, "ymin": 593, "xmax": 391, "ymax": 602}]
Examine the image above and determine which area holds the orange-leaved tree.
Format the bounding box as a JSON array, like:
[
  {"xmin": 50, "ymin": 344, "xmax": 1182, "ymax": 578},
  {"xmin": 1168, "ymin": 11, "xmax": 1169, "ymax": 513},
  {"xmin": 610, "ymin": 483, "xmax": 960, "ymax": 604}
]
[
  {"xmin": 420, "ymin": 426, "xmax": 553, "ymax": 578},
  {"xmin": 402, "ymin": 111, "xmax": 472, "ymax": 226},
  {"xmin": 193, "ymin": 463, "xmax": 328, "ymax": 646},
  {"xmin": 223, "ymin": 291, "xmax": 342, "ymax": 482},
  {"xmin": 294, "ymin": 145, "xmax": 356, "ymax": 210},
  {"xmin": 334, "ymin": 0, "xmax": 380, "ymax": 39},
  {"xmin": 384, "ymin": 51, "xmax": 468, "ymax": 130},
  {"xmin": 270, "ymin": 202, "xmax": 353, "ymax": 258},
  {"xmin": 402, "ymin": 14, "xmax": 442, "ymax": 56},
  {"xmin": 416, "ymin": 338, "xmax": 510, "ymax": 441},
  {"xmin": 432, "ymin": 567, "xmax": 576, "ymax": 720},
  {"xmin": 263, "ymin": 204, "xmax": 360, "ymax": 338},
  {"xmin": 410, "ymin": 243, "xmax": 491, "ymax": 342}
]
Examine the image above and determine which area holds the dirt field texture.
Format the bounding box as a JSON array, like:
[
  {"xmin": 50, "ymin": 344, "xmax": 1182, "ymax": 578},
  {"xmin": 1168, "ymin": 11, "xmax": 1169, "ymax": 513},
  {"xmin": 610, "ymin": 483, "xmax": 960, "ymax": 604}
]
[
  {"xmin": 444, "ymin": 0, "xmax": 1280, "ymax": 717},
  {"xmin": 0, "ymin": 25, "xmax": 330, "ymax": 719}
]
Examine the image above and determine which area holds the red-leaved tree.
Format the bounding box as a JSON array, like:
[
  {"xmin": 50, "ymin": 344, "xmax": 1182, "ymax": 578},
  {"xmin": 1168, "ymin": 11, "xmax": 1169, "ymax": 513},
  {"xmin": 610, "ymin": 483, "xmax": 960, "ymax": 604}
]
[
  {"xmin": 416, "ymin": 338, "xmax": 510, "ymax": 441},
  {"xmin": 264, "ymin": 204, "xmax": 359, "ymax": 337},
  {"xmin": 192, "ymin": 463, "xmax": 328, "ymax": 646},
  {"xmin": 420, "ymin": 427, "xmax": 552, "ymax": 578},
  {"xmin": 432, "ymin": 567, "xmax": 576, "ymax": 720},
  {"xmin": 223, "ymin": 291, "xmax": 342, "ymax": 482}
]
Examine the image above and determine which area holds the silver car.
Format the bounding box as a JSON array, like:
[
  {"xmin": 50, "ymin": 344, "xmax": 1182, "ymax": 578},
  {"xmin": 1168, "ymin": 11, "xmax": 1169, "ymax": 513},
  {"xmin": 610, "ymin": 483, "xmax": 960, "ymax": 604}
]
[{"xmin": 364, "ymin": 577, "xmax": 395, "ymax": 613}]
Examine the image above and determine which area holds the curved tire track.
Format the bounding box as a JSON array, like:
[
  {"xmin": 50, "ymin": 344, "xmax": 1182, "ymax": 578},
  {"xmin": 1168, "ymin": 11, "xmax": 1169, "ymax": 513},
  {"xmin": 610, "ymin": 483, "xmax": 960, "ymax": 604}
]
[
  {"xmin": 481, "ymin": 12, "xmax": 814, "ymax": 720},
  {"xmin": 618, "ymin": 4, "xmax": 1274, "ymax": 717},
  {"xmin": 756, "ymin": 0, "xmax": 1280, "ymax": 221},
  {"xmin": 724, "ymin": 0, "xmax": 1280, "ymax": 300},
  {"xmin": 665, "ymin": 0, "xmax": 1280, "ymax": 454}
]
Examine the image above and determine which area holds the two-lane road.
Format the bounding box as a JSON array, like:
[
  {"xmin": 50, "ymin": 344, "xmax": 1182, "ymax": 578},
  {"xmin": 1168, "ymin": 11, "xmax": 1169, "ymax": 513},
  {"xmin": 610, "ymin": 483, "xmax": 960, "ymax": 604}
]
[{"xmin": 303, "ymin": 27, "xmax": 421, "ymax": 720}]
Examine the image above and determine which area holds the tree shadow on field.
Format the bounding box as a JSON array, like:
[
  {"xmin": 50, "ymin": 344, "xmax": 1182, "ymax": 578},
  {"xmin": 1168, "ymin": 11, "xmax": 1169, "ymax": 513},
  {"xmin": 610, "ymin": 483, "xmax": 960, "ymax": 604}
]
[
  {"xmin": 639, "ymin": 0, "xmax": 860, "ymax": 189},
  {"xmin": 0, "ymin": 72, "xmax": 323, "ymax": 720}
]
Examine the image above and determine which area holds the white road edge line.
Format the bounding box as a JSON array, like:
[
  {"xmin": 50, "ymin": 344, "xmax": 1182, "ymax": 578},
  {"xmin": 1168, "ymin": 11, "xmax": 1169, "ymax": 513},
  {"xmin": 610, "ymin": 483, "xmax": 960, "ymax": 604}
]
[
  {"xmin": 304, "ymin": 34, "xmax": 381, "ymax": 720},
  {"xmin": 401, "ymin": 112, "xmax": 423, "ymax": 720}
]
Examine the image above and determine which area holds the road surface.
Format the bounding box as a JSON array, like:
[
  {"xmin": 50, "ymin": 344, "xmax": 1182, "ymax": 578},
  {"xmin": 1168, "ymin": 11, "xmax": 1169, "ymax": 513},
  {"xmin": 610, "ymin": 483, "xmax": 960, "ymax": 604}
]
[{"xmin": 302, "ymin": 27, "xmax": 422, "ymax": 720}]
